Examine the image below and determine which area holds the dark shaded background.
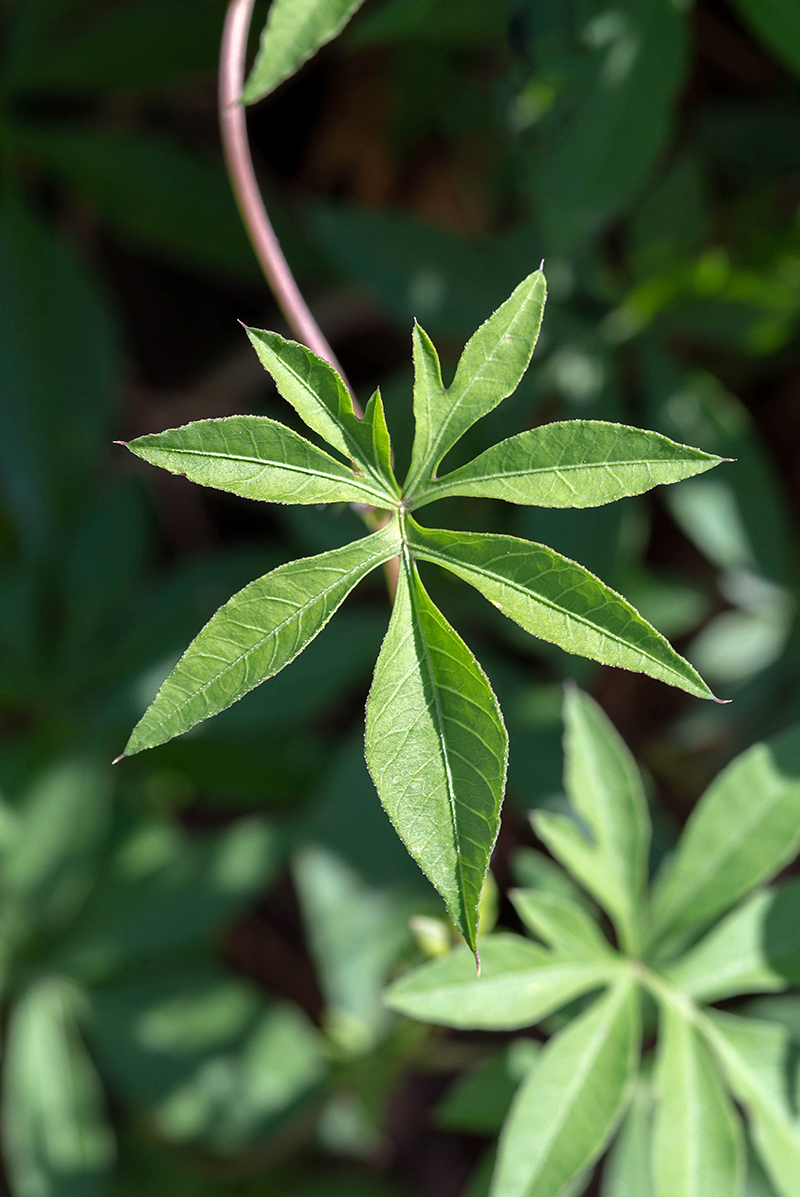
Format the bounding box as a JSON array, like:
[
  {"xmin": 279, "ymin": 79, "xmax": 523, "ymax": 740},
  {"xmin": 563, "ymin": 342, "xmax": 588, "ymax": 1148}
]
[{"xmin": 1, "ymin": 0, "xmax": 800, "ymax": 1194}]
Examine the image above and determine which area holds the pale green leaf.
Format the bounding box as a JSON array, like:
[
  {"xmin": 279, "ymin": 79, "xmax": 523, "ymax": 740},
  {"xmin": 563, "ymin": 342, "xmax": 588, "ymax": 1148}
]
[
  {"xmin": 365, "ymin": 558, "xmax": 507, "ymax": 948},
  {"xmin": 510, "ymin": 889, "xmax": 614, "ymax": 963},
  {"xmin": 123, "ymin": 520, "xmax": 400, "ymax": 757},
  {"xmin": 404, "ymin": 271, "xmax": 547, "ymax": 497},
  {"xmin": 700, "ymin": 1010, "xmax": 800, "ymax": 1197},
  {"xmin": 414, "ymin": 421, "xmax": 722, "ymax": 509},
  {"xmin": 242, "ymin": 0, "xmax": 368, "ymax": 103},
  {"xmin": 126, "ymin": 415, "xmax": 391, "ymax": 506},
  {"xmin": 407, "ymin": 520, "xmax": 713, "ymax": 700},
  {"xmin": 435, "ymin": 1041, "xmax": 541, "ymax": 1135},
  {"xmin": 663, "ymin": 881, "xmax": 800, "ymax": 1003},
  {"xmin": 3, "ymin": 979, "xmax": 115, "ymax": 1197},
  {"xmin": 649, "ymin": 726, "xmax": 800, "ymax": 946},
  {"xmin": 653, "ymin": 1004, "xmax": 744, "ymax": 1197},
  {"xmin": 245, "ymin": 328, "xmax": 396, "ymax": 498},
  {"xmin": 601, "ymin": 1075, "xmax": 655, "ymax": 1197},
  {"xmin": 491, "ymin": 978, "xmax": 640, "ymax": 1197},
  {"xmin": 384, "ymin": 933, "xmax": 616, "ymax": 1030}
]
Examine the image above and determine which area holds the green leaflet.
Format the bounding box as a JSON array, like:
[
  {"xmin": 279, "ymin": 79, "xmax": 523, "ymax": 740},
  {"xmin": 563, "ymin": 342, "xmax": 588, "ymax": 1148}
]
[
  {"xmin": 413, "ymin": 421, "xmax": 722, "ymax": 509},
  {"xmin": 700, "ymin": 1011, "xmax": 800, "ymax": 1197},
  {"xmin": 3, "ymin": 979, "xmax": 115, "ymax": 1197},
  {"xmin": 126, "ymin": 415, "xmax": 389, "ymax": 506},
  {"xmin": 509, "ymin": 890, "xmax": 615, "ymax": 964},
  {"xmin": 406, "ymin": 521, "xmax": 713, "ymax": 701},
  {"xmin": 663, "ymin": 882, "xmax": 800, "ymax": 1003},
  {"xmin": 365, "ymin": 557, "xmax": 507, "ymax": 949},
  {"xmin": 384, "ymin": 933, "xmax": 616, "ymax": 1031},
  {"xmin": 653, "ymin": 1004, "xmax": 744, "ymax": 1197},
  {"xmin": 649, "ymin": 725, "xmax": 800, "ymax": 946},
  {"xmin": 601, "ymin": 1076, "xmax": 656, "ymax": 1197},
  {"xmin": 404, "ymin": 271, "xmax": 547, "ymax": 497},
  {"xmin": 491, "ymin": 978, "xmax": 639, "ymax": 1197},
  {"xmin": 540, "ymin": 687, "xmax": 651, "ymax": 955},
  {"xmin": 245, "ymin": 328, "xmax": 397, "ymax": 497},
  {"xmin": 242, "ymin": 0, "xmax": 368, "ymax": 104},
  {"xmin": 123, "ymin": 521, "xmax": 400, "ymax": 757}
]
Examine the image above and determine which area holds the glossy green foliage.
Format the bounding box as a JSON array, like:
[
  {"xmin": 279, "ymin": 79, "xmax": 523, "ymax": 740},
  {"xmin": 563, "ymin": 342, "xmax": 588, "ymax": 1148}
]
[
  {"xmin": 122, "ymin": 274, "xmax": 719, "ymax": 948},
  {"xmin": 243, "ymin": 0, "xmax": 369, "ymax": 103},
  {"xmin": 386, "ymin": 689, "xmax": 800, "ymax": 1197}
]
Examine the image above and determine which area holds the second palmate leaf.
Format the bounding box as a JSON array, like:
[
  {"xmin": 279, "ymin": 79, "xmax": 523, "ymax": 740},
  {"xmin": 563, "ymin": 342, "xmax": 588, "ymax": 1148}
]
[{"xmin": 117, "ymin": 270, "xmax": 722, "ymax": 950}]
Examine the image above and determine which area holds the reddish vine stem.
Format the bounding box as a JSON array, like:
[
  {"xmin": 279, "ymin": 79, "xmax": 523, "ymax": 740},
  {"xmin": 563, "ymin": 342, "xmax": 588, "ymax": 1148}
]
[{"xmin": 219, "ymin": 0, "xmax": 360, "ymax": 411}]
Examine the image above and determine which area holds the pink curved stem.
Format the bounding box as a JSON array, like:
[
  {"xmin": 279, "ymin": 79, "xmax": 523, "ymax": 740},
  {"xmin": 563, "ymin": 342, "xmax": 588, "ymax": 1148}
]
[{"xmin": 219, "ymin": 0, "xmax": 358, "ymax": 408}]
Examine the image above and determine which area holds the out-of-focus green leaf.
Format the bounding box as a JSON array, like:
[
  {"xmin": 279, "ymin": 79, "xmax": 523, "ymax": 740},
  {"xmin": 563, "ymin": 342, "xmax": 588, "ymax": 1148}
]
[
  {"xmin": 407, "ymin": 521, "xmax": 713, "ymax": 700},
  {"xmin": 525, "ymin": 0, "xmax": 689, "ymax": 251},
  {"xmin": 491, "ymin": 979, "xmax": 639, "ymax": 1197},
  {"xmin": 126, "ymin": 416, "xmax": 390, "ymax": 506},
  {"xmin": 663, "ymin": 881, "xmax": 800, "ymax": 1003},
  {"xmin": 0, "ymin": 193, "xmax": 119, "ymax": 552},
  {"xmin": 415, "ymin": 421, "xmax": 721, "ymax": 510},
  {"xmin": 6, "ymin": 0, "xmax": 227, "ymax": 94},
  {"xmin": 512, "ymin": 848, "xmax": 598, "ymax": 916},
  {"xmin": 600, "ymin": 1075, "xmax": 655, "ymax": 1197},
  {"xmin": 294, "ymin": 847, "xmax": 410, "ymax": 1051},
  {"xmin": 3, "ymin": 978, "xmax": 115, "ymax": 1197},
  {"xmin": 728, "ymin": 0, "xmax": 800, "ymax": 79},
  {"xmin": 648, "ymin": 725, "xmax": 800, "ymax": 947},
  {"xmin": 700, "ymin": 1011, "xmax": 800, "ymax": 1197},
  {"xmin": 349, "ymin": 0, "xmax": 509, "ymax": 46},
  {"xmin": 365, "ymin": 560, "xmax": 507, "ymax": 950},
  {"xmin": 122, "ymin": 521, "xmax": 400, "ymax": 756},
  {"xmin": 23, "ymin": 127, "xmax": 259, "ymax": 280},
  {"xmin": 435, "ymin": 1041, "xmax": 541, "ymax": 1135},
  {"xmin": 243, "ymin": 0, "xmax": 368, "ymax": 104},
  {"xmin": 510, "ymin": 890, "xmax": 613, "ymax": 963},
  {"xmin": 653, "ymin": 1004, "xmax": 744, "ymax": 1197},
  {"xmin": 404, "ymin": 271, "xmax": 546, "ymax": 497},
  {"xmin": 384, "ymin": 934, "xmax": 616, "ymax": 1030},
  {"xmin": 56, "ymin": 817, "xmax": 276, "ymax": 979}
]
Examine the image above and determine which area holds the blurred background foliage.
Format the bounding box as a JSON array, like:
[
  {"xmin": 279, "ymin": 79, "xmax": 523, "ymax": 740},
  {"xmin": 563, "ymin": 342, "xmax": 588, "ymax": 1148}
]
[{"xmin": 1, "ymin": 0, "xmax": 800, "ymax": 1193}]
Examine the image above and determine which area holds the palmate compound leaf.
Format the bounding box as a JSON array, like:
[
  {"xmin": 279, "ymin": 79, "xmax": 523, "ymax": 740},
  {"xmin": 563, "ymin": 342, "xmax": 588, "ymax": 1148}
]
[
  {"xmin": 648, "ymin": 723, "xmax": 800, "ymax": 949},
  {"xmin": 383, "ymin": 932, "xmax": 619, "ymax": 1030},
  {"xmin": 403, "ymin": 270, "xmax": 547, "ymax": 500},
  {"xmin": 242, "ymin": 0, "xmax": 369, "ymax": 105},
  {"xmin": 125, "ymin": 415, "xmax": 395, "ymax": 506},
  {"xmin": 532, "ymin": 687, "xmax": 651, "ymax": 956},
  {"xmin": 490, "ymin": 977, "xmax": 640, "ymax": 1197},
  {"xmin": 653, "ymin": 1003, "xmax": 744, "ymax": 1197},
  {"xmin": 412, "ymin": 420, "xmax": 723, "ymax": 509},
  {"xmin": 406, "ymin": 519, "xmax": 714, "ymax": 701},
  {"xmin": 509, "ymin": 889, "xmax": 616, "ymax": 964},
  {"xmin": 699, "ymin": 1010, "xmax": 800, "ymax": 1197},
  {"xmin": 365, "ymin": 556, "xmax": 507, "ymax": 950},
  {"xmin": 122, "ymin": 520, "xmax": 401, "ymax": 757}
]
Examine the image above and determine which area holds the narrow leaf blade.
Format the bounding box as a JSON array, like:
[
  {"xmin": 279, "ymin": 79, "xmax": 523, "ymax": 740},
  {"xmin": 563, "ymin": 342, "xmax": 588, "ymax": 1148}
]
[
  {"xmin": 653, "ymin": 1004, "xmax": 744, "ymax": 1197},
  {"xmin": 700, "ymin": 1010, "xmax": 800, "ymax": 1197},
  {"xmin": 243, "ymin": 0, "xmax": 368, "ymax": 104},
  {"xmin": 649, "ymin": 725, "xmax": 800, "ymax": 945},
  {"xmin": 415, "ymin": 420, "xmax": 722, "ymax": 509},
  {"xmin": 245, "ymin": 328, "xmax": 394, "ymax": 495},
  {"xmin": 404, "ymin": 271, "xmax": 547, "ymax": 496},
  {"xmin": 126, "ymin": 415, "xmax": 389, "ymax": 506},
  {"xmin": 384, "ymin": 934, "xmax": 616, "ymax": 1030},
  {"xmin": 124, "ymin": 521, "xmax": 400, "ymax": 756},
  {"xmin": 664, "ymin": 881, "xmax": 800, "ymax": 1003},
  {"xmin": 509, "ymin": 889, "xmax": 614, "ymax": 963},
  {"xmin": 365, "ymin": 558, "xmax": 507, "ymax": 948},
  {"xmin": 491, "ymin": 978, "xmax": 640, "ymax": 1197},
  {"xmin": 407, "ymin": 521, "xmax": 714, "ymax": 700}
]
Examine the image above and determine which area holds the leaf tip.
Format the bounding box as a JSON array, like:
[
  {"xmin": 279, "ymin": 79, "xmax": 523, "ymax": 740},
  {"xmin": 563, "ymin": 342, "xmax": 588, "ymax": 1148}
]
[
  {"xmin": 111, "ymin": 753, "xmax": 125, "ymax": 765},
  {"xmin": 112, "ymin": 440, "xmax": 128, "ymax": 447},
  {"xmin": 474, "ymin": 947, "xmax": 481, "ymax": 978},
  {"xmin": 711, "ymin": 695, "xmax": 733, "ymax": 706},
  {"xmin": 539, "ymin": 259, "xmax": 545, "ymax": 271}
]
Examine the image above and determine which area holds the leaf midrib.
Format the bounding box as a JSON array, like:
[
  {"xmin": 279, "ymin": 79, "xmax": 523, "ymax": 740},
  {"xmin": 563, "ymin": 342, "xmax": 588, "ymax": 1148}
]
[
  {"xmin": 143, "ymin": 443, "xmax": 385, "ymax": 502},
  {"xmin": 414, "ymin": 538, "xmax": 697, "ymax": 688},
  {"xmin": 428, "ymin": 454, "xmax": 707, "ymax": 494}
]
